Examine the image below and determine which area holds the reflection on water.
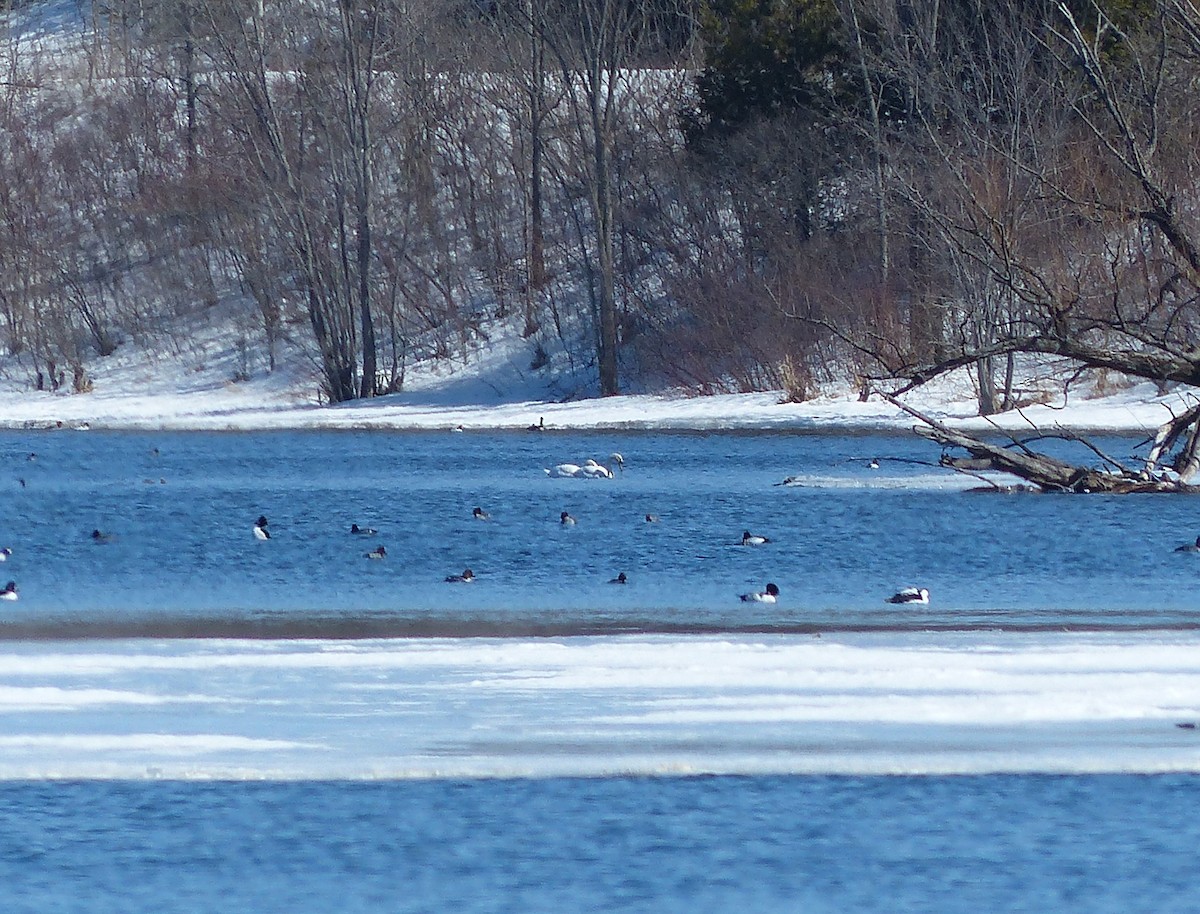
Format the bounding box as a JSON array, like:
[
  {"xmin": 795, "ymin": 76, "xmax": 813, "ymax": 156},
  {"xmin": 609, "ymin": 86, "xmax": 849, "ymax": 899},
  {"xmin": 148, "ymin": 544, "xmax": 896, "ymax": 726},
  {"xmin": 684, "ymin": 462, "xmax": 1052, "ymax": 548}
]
[{"xmin": 1, "ymin": 428, "xmax": 1197, "ymax": 634}]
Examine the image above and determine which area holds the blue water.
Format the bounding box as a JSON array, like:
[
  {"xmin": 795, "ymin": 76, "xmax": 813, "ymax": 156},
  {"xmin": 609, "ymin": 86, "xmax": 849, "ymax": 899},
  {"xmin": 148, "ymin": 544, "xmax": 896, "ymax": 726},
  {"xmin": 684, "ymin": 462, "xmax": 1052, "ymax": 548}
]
[
  {"xmin": 3, "ymin": 428, "xmax": 1198, "ymax": 912},
  {"xmin": 2, "ymin": 428, "xmax": 1200, "ymax": 633},
  {"xmin": 2, "ymin": 775, "xmax": 1198, "ymax": 913}
]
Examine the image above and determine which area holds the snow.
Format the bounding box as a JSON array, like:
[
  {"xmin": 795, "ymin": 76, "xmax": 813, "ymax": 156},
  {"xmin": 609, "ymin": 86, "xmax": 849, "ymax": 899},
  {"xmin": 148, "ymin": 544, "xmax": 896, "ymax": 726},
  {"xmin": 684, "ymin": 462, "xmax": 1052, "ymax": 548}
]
[
  {"xmin": 0, "ymin": 632, "xmax": 1197, "ymax": 779},
  {"xmin": 3, "ymin": 331, "xmax": 1199, "ymax": 779},
  {"xmin": 0, "ymin": 313, "xmax": 1194, "ymax": 433},
  {"xmin": 1, "ymin": 303, "xmax": 1198, "ymax": 781}
]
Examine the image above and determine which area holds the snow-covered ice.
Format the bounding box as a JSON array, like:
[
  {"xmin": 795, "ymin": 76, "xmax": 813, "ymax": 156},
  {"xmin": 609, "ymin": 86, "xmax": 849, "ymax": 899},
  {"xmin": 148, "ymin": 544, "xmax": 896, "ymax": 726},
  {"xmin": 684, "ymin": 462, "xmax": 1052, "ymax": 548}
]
[{"xmin": 1, "ymin": 632, "xmax": 1198, "ymax": 779}]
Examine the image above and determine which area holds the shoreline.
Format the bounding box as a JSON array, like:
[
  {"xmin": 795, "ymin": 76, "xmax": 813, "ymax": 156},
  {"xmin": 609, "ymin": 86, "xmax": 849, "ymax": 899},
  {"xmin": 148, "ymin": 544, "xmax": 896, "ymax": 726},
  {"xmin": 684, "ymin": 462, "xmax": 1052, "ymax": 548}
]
[{"xmin": 0, "ymin": 388, "xmax": 1185, "ymax": 434}]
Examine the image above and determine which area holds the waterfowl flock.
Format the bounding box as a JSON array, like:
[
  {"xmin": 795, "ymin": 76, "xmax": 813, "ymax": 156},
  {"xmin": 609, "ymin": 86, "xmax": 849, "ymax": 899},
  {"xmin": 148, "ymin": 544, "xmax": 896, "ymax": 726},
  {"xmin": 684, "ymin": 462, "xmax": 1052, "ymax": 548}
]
[{"xmin": 12, "ymin": 438, "xmax": 1078, "ymax": 613}]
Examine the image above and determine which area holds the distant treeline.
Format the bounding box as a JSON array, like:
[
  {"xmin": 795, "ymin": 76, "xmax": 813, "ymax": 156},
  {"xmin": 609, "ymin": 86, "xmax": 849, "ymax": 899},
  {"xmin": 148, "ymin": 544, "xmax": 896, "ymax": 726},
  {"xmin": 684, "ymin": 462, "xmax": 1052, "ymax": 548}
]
[{"xmin": 2, "ymin": 0, "xmax": 1198, "ymax": 415}]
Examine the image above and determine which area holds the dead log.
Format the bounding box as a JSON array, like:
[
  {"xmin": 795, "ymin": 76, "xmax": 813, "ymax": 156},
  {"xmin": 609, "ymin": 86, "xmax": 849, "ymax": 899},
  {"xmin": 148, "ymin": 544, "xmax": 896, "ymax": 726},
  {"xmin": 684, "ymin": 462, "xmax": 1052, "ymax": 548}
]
[{"xmin": 876, "ymin": 390, "xmax": 1200, "ymax": 493}]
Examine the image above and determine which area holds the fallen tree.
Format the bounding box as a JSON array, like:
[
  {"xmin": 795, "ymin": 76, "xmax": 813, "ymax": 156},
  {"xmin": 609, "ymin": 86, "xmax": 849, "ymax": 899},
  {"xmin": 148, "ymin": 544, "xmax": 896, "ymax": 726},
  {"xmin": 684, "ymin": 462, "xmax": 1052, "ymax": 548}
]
[
  {"xmin": 876, "ymin": 389, "xmax": 1200, "ymax": 494},
  {"xmin": 815, "ymin": 3, "xmax": 1200, "ymax": 494}
]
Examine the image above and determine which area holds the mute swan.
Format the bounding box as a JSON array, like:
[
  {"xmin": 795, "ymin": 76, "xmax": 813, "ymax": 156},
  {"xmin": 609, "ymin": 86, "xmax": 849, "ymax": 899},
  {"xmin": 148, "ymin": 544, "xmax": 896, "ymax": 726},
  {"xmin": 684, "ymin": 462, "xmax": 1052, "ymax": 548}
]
[{"xmin": 545, "ymin": 456, "xmax": 620, "ymax": 478}]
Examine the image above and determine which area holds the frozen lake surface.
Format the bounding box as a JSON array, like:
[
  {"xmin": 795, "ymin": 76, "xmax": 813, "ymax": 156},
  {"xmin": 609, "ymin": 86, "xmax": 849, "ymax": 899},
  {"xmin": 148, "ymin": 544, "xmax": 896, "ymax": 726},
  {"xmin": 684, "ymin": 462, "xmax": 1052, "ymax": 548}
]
[{"xmin": 2, "ymin": 428, "xmax": 1199, "ymax": 912}]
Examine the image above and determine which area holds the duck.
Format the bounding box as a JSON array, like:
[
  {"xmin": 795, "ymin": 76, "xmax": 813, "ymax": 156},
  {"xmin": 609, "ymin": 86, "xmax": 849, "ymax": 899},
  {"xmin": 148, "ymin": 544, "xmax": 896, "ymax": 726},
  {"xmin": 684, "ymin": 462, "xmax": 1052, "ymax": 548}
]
[
  {"xmin": 741, "ymin": 530, "xmax": 771, "ymax": 546},
  {"xmin": 867, "ymin": 458, "xmax": 881, "ymax": 469},
  {"xmin": 886, "ymin": 587, "xmax": 929, "ymax": 605},
  {"xmin": 527, "ymin": 417, "xmax": 546, "ymax": 431},
  {"xmin": 608, "ymin": 572, "xmax": 627, "ymax": 584},
  {"xmin": 740, "ymin": 583, "xmax": 779, "ymax": 604},
  {"xmin": 472, "ymin": 507, "xmax": 490, "ymax": 520},
  {"xmin": 644, "ymin": 513, "xmax": 660, "ymax": 523},
  {"xmin": 445, "ymin": 568, "xmax": 474, "ymax": 583},
  {"xmin": 0, "ymin": 547, "xmax": 10, "ymax": 562},
  {"xmin": 0, "ymin": 581, "xmax": 15, "ymax": 601},
  {"xmin": 1175, "ymin": 536, "xmax": 1200, "ymax": 553},
  {"xmin": 560, "ymin": 511, "xmax": 577, "ymax": 525},
  {"xmin": 253, "ymin": 516, "xmax": 270, "ymax": 540},
  {"xmin": 91, "ymin": 529, "xmax": 114, "ymax": 544},
  {"xmin": 350, "ymin": 523, "xmax": 378, "ymax": 536},
  {"xmin": 364, "ymin": 545, "xmax": 387, "ymax": 560}
]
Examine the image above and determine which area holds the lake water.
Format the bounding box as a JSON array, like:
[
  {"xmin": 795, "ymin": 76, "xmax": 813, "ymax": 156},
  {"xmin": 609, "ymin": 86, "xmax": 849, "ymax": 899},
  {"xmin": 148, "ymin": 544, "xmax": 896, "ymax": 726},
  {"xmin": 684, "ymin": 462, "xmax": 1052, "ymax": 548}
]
[
  {"xmin": 2, "ymin": 427, "xmax": 1199, "ymax": 913},
  {"xmin": 4, "ymin": 427, "xmax": 1200, "ymax": 633}
]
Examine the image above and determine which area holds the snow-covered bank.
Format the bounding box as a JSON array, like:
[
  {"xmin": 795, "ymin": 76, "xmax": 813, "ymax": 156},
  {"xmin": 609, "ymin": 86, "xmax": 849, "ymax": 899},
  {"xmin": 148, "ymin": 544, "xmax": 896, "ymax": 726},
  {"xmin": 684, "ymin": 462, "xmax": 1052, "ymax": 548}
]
[
  {"xmin": 0, "ymin": 308, "xmax": 1194, "ymax": 432},
  {"xmin": 0, "ymin": 369, "xmax": 1192, "ymax": 433}
]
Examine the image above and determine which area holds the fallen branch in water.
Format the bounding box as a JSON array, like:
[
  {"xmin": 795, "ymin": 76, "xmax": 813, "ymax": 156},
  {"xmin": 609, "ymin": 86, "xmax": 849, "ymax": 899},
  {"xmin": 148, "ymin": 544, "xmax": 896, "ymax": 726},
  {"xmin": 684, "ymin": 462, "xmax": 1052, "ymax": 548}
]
[{"xmin": 874, "ymin": 389, "xmax": 1199, "ymax": 493}]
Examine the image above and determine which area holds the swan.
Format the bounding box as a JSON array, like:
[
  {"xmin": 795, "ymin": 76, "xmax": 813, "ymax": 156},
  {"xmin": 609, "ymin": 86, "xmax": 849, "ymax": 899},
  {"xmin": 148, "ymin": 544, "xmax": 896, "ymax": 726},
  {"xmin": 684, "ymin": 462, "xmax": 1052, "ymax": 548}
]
[
  {"xmin": 740, "ymin": 583, "xmax": 779, "ymax": 604},
  {"xmin": 545, "ymin": 457, "xmax": 618, "ymax": 479},
  {"xmin": 886, "ymin": 587, "xmax": 929, "ymax": 605},
  {"xmin": 577, "ymin": 459, "xmax": 614, "ymax": 479}
]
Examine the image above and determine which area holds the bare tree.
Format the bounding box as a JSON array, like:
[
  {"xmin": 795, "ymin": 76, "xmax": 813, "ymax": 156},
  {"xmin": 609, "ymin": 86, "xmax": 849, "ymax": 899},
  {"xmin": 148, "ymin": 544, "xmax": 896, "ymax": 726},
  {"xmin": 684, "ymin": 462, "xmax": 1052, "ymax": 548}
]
[
  {"xmin": 836, "ymin": 0, "xmax": 1200, "ymax": 490},
  {"xmin": 538, "ymin": 0, "xmax": 696, "ymax": 395}
]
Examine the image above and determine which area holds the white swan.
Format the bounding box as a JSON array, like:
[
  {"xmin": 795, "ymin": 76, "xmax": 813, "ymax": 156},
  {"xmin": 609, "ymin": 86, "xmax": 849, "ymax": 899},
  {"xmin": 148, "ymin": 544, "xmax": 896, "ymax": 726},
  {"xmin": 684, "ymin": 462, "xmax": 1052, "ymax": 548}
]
[
  {"xmin": 577, "ymin": 459, "xmax": 614, "ymax": 479},
  {"xmin": 545, "ymin": 457, "xmax": 616, "ymax": 479}
]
